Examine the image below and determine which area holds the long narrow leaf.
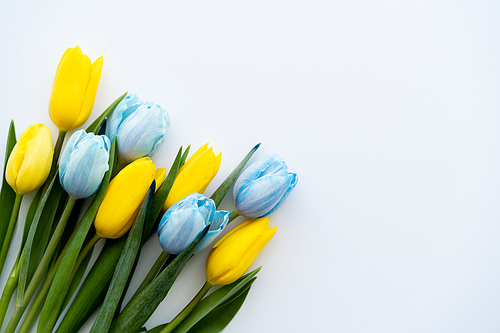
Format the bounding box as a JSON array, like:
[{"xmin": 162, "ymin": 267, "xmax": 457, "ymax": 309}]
[
  {"xmin": 38, "ymin": 139, "xmax": 117, "ymax": 331},
  {"xmin": 109, "ymin": 225, "xmax": 210, "ymax": 333},
  {"xmin": 0, "ymin": 121, "xmax": 17, "ymax": 250},
  {"xmin": 86, "ymin": 92, "xmax": 127, "ymax": 133},
  {"xmin": 170, "ymin": 268, "xmax": 261, "ymax": 333},
  {"xmin": 16, "ymin": 173, "xmax": 58, "ymax": 307},
  {"xmin": 210, "ymin": 143, "xmax": 260, "ymax": 207},
  {"xmin": 55, "ymin": 237, "xmax": 127, "ymax": 333},
  {"xmin": 90, "ymin": 182, "xmax": 154, "ymax": 333},
  {"xmin": 186, "ymin": 280, "xmax": 254, "ymax": 333}
]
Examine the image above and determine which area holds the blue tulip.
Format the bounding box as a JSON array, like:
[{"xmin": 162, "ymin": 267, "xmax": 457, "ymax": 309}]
[
  {"xmin": 106, "ymin": 93, "xmax": 171, "ymax": 163},
  {"xmin": 233, "ymin": 154, "xmax": 298, "ymax": 218},
  {"xmin": 158, "ymin": 193, "xmax": 229, "ymax": 254},
  {"xmin": 59, "ymin": 130, "xmax": 111, "ymax": 199}
]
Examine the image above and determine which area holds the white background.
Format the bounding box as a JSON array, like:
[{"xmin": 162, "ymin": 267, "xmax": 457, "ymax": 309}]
[{"xmin": 1, "ymin": 0, "xmax": 500, "ymax": 332}]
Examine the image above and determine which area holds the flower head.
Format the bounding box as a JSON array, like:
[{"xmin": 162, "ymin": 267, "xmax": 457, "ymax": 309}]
[
  {"xmin": 6, "ymin": 124, "xmax": 53, "ymax": 194},
  {"xmin": 49, "ymin": 46, "xmax": 103, "ymax": 131}
]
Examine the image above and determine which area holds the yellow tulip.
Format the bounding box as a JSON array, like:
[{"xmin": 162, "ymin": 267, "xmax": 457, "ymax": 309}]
[
  {"xmin": 206, "ymin": 217, "xmax": 277, "ymax": 285},
  {"xmin": 6, "ymin": 124, "xmax": 53, "ymax": 194},
  {"xmin": 49, "ymin": 46, "xmax": 103, "ymax": 131},
  {"xmin": 163, "ymin": 143, "xmax": 221, "ymax": 210},
  {"xmin": 94, "ymin": 157, "xmax": 156, "ymax": 239}
]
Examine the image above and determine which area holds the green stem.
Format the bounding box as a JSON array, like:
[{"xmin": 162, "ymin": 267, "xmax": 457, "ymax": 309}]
[
  {"xmin": 23, "ymin": 234, "xmax": 101, "ymax": 333},
  {"xmin": 41, "ymin": 130, "xmax": 66, "ymax": 198},
  {"xmin": 0, "ymin": 257, "xmax": 20, "ymax": 327},
  {"xmin": 0, "ymin": 194, "xmax": 23, "ymax": 274},
  {"xmin": 4, "ymin": 197, "xmax": 76, "ymax": 333},
  {"xmin": 160, "ymin": 281, "xmax": 213, "ymax": 333},
  {"xmin": 15, "ymin": 232, "xmax": 100, "ymax": 333},
  {"xmin": 228, "ymin": 209, "xmax": 240, "ymax": 224},
  {"xmin": 130, "ymin": 251, "xmax": 170, "ymax": 303}
]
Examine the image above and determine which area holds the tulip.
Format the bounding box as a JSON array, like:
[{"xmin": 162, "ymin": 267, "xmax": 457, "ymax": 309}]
[
  {"xmin": 233, "ymin": 154, "xmax": 297, "ymax": 218},
  {"xmin": 158, "ymin": 193, "xmax": 229, "ymax": 255},
  {"xmin": 156, "ymin": 217, "xmax": 277, "ymax": 333},
  {"xmin": 206, "ymin": 217, "xmax": 277, "ymax": 285},
  {"xmin": 163, "ymin": 144, "xmax": 221, "ymax": 210},
  {"xmin": 59, "ymin": 130, "xmax": 110, "ymax": 199},
  {"xmin": 49, "ymin": 46, "xmax": 103, "ymax": 131},
  {"xmin": 94, "ymin": 157, "xmax": 157, "ymax": 239},
  {"xmin": 106, "ymin": 93, "xmax": 170, "ymax": 164},
  {"xmin": 6, "ymin": 124, "xmax": 53, "ymax": 195}
]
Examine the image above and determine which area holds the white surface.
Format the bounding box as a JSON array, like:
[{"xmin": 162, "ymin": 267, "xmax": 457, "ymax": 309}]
[{"xmin": 1, "ymin": 0, "xmax": 500, "ymax": 332}]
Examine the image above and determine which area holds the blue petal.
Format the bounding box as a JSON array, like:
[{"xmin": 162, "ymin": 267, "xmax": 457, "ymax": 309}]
[
  {"xmin": 116, "ymin": 103, "xmax": 170, "ymax": 163},
  {"xmin": 59, "ymin": 130, "xmax": 87, "ymax": 179},
  {"xmin": 105, "ymin": 93, "xmax": 141, "ymax": 140},
  {"xmin": 233, "ymin": 154, "xmax": 287, "ymax": 199},
  {"xmin": 60, "ymin": 135, "xmax": 110, "ymax": 198},
  {"xmin": 195, "ymin": 210, "xmax": 229, "ymax": 253},
  {"xmin": 260, "ymin": 172, "xmax": 298, "ymax": 217},
  {"xmin": 235, "ymin": 173, "xmax": 291, "ymax": 218},
  {"xmin": 158, "ymin": 207, "xmax": 206, "ymax": 254}
]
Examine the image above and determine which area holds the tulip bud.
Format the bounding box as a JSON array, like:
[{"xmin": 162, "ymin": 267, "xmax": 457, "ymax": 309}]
[
  {"xmin": 233, "ymin": 154, "xmax": 297, "ymax": 218},
  {"xmin": 163, "ymin": 144, "xmax": 221, "ymax": 210},
  {"xmin": 6, "ymin": 124, "xmax": 53, "ymax": 194},
  {"xmin": 106, "ymin": 93, "xmax": 170, "ymax": 164},
  {"xmin": 94, "ymin": 157, "xmax": 156, "ymax": 239},
  {"xmin": 158, "ymin": 193, "xmax": 229, "ymax": 255},
  {"xmin": 59, "ymin": 130, "xmax": 110, "ymax": 199},
  {"xmin": 49, "ymin": 46, "xmax": 103, "ymax": 131},
  {"xmin": 206, "ymin": 217, "xmax": 277, "ymax": 285}
]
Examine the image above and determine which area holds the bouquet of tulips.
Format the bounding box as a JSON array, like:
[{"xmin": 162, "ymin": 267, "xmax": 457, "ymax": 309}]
[{"xmin": 0, "ymin": 46, "xmax": 298, "ymax": 333}]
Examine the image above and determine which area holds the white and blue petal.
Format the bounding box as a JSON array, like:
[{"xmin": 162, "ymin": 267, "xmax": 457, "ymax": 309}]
[
  {"xmin": 195, "ymin": 210, "xmax": 229, "ymax": 253},
  {"xmin": 106, "ymin": 93, "xmax": 141, "ymax": 140}
]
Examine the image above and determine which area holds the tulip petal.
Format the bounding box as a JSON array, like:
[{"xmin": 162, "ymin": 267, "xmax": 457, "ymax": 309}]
[
  {"xmin": 59, "ymin": 129, "xmax": 88, "ymax": 178},
  {"xmin": 233, "ymin": 154, "xmax": 287, "ymax": 199},
  {"xmin": 206, "ymin": 218, "xmax": 270, "ymax": 283},
  {"xmin": 106, "ymin": 93, "xmax": 141, "ymax": 140},
  {"xmin": 49, "ymin": 47, "xmax": 92, "ymax": 130},
  {"xmin": 116, "ymin": 104, "xmax": 170, "ymax": 163},
  {"xmin": 60, "ymin": 135, "xmax": 110, "ymax": 198},
  {"xmin": 15, "ymin": 125, "xmax": 53, "ymax": 194},
  {"xmin": 195, "ymin": 210, "xmax": 229, "ymax": 253},
  {"xmin": 95, "ymin": 157, "xmax": 156, "ymax": 239},
  {"xmin": 211, "ymin": 226, "xmax": 277, "ymax": 285},
  {"xmin": 235, "ymin": 173, "xmax": 291, "ymax": 218},
  {"xmin": 73, "ymin": 55, "xmax": 103, "ymax": 129},
  {"xmin": 158, "ymin": 204, "xmax": 207, "ymax": 254},
  {"xmin": 262, "ymin": 172, "xmax": 298, "ymax": 216}
]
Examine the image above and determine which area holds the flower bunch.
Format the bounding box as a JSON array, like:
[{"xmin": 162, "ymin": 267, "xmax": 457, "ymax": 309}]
[{"xmin": 0, "ymin": 46, "xmax": 298, "ymax": 333}]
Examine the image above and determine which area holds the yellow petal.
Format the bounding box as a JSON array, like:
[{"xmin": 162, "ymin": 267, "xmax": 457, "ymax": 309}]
[
  {"xmin": 163, "ymin": 144, "xmax": 221, "ymax": 210},
  {"xmin": 95, "ymin": 157, "xmax": 156, "ymax": 239},
  {"xmin": 211, "ymin": 226, "xmax": 277, "ymax": 285},
  {"xmin": 73, "ymin": 55, "xmax": 103, "ymax": 128},
  {"xmin": 155, "ymin": 167, "xmax": 167, "ymax": 191},
  {"xmin": 6, "ymin": 124, "xmax": 53, "ymax": 194},
  {"xmin": 206, "ymin": 218, "xmax": 272, "ymax": 284}
]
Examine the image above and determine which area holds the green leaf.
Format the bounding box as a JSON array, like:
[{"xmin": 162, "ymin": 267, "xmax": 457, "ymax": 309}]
[
  {"xmin": 170, "ymin": 268, "xmax": 261, "ymax": 333},
  {"xmin": 0, "ymin": 120, "xmax": 17, "ymax": 250},
  {"xmin": 90, "ymin": 182, "xmax": 155, "ymax": 333},
  {"xmin": 180, "ymin": 145, "xmax": 191, "ymax": 167},
  {"xmin": 86, "ymin": 92, "xmax": 127, "ymax": 133},
  {"xmin": 109, "ymin": 225, "xmax": 210, "ymax": 333},
  {"xmin": 21, "ymin": 189, "xmax": 41, "ymax": 247},
  {"xmin": 60, "ymin": 240, "xmax": 93, "ymax": 311},
  {"xmin": 55, "ymin": 237, "xmax": 127, "ymax": 333},
  {"xmin": 187, "ymin": 281, "xmax": 254, "ymax": 333},
  {"xmin": 143, "ymin": 146, "xmax": 184, "ymax": 241},
  {"xmin": 38, "ymin": 139, "xmax": 117, "ymax": 332},
  {"xmin": 16, "ymin": 173, "xmax": 58, "ymax": 307},
  {"xmin": 210, "ymin": 143, "xmax": 260, "ymax": 208},
  {"xmin": 26, "ymin": 183, "xmax": 65, "ymax": 288}
]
